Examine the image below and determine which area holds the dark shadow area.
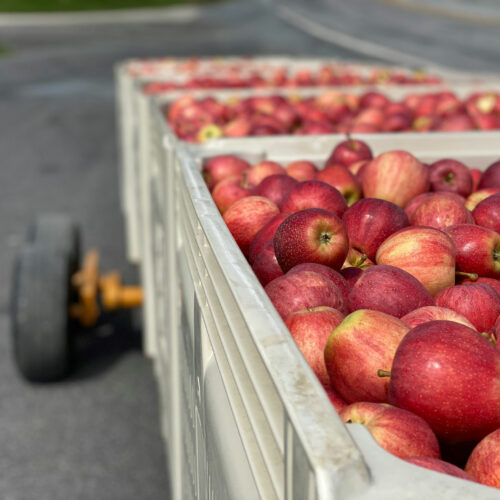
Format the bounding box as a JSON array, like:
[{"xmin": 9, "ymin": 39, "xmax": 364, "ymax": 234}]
[{"xmin": 69, "ymin": 308, "xmax": 143, "ymax": 380}]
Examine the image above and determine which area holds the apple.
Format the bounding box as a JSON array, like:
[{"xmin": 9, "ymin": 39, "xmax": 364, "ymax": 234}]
[
  {"xmin": 223, "ymin": 117, "xmax": 252, "ymax": 137},
  {"xmin": 446, "ymin": 224, "xmax": 500, "ymax": 279},
  {"xmin": 401, "ymin": 306, "xmax": 476, "ymax": 330},
  {"xmin": 438, "ymin": 114, "xmax": 474, "ymax": 132},
  {"xmin": 273, "ymin": 208, "xmax": 349, "ymax": 272},
  {"xmin": 252, "ymin": 241, "xmax": 284, "ymax": 286},
  {"xmin": 386, "ymin": 320, "xmax": 500, "ymax": 443},
  {"xmin": 285, "ymin": 160, "xmax": 318, "ymax": 181},
  {"xmin": 465, "ymin": 428, "xmax": 500, "ymax": 488},
  {"xmin": 348, "ymin": 265, "xmax": 434, "ymax": 318},
  {"xmin": 465, "ymin": 188, "xmax": 500, "ymax": 211},
  {"xmin": 342, "ymin": 198, "xmax": 409, "ymax": 260},
  {"xmin": 287, "ymin": 262, "xmax": 350, "ymax": 304},
  {"xmin": 470, "ymin": 168, "xmax": 483, "ymax": 192},
  {"xmin": 253, "ymin": 174, "xmax": 298, "ymax": 207},
  {"xmin": 248, "ymin": 213, "xmax": 288, "ymax": 265},
  {"xmin": 403, "ymin": 457, "xmax": 475, "ymax": 482},
  {"xmin": 459, "ymin": 276, "xmax": 500, "ymax": 296},
  {"xmin": 429, "ymin": 159, "xmax": 473, "ymax": 197},
  {"xmin": 202, "ymin": 154, "xmax": 251, "ymax": 191},
  {"xmin": 478, "ymin": 160, "xmax": 500, "ymax": 190},
  {"xmin": 295, "ymin": 120, "xmax": 336, "ymax": 135},
  {"xmin": 246, "ymin": 161, "xmax": 285, "ymax": 186},
  {"xmin": 285, "ymin": 306, "xmax": 344, "ymax": 386},
  {"xmin": 435, "ymin": 283, "xmax": 500, "ymax": 332},
  {"xmin": 362, "ymin": 151, "xmax": 430, "ymax": 207},
  {"xmin": 410, "ymin": 193, "xmax": 473, "ymax": 230},
  {"xmin": 264, "ymin": 270, "xmax": 346, "ymax": 320},
  {"xmin": 211, "ymin": 175, "xmax": 252, "ymax": 214},
  {"xmin": 324, "ymin": 138, "xmax": 373, "ymax": 168},
  {"xmin": 412, "ymin": 114, "xmax": 440, "ymax": 132},
  {"xmin": 353, "ymin": 107, "xmax": 385, "ymax": 128},
  {"xmin": 339, "ymin": 402, "xmax": 441, "ymax": 459},
  {"xmin": 376, "ymin": 226, "xmax": 456, "ymax": 296},
  {"xmin": 315, "ymin": 165, "xmax": 362, "ymax": 205},
  {"xmin": 359, "ymin": 91, "xmax": 390, "ymax": 109},
  {"xmin": 280, "ymin": 180, "xmax": 348, "ymax": 217},
  {"xmin": 223, "ymin": 196, "xmax": 279, "ymax": 258},
  {"xmin": 324, "ymin": 309, "xmax": 410, "ymax": 402},
  {"xmin": 472, "ymin": 193, "xmax": 500, "ymax": 233},
  {"xmin": 381, "ymin": 113, "xmax": 412, "ymax": 132}
]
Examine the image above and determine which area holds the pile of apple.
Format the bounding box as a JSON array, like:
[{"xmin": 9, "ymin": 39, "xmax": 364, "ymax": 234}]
[
  {"xmin": 144, "ymin": 65, "xmax": 440, "ymax": 94},
  {"xmin": 168, "ymin": 90, "xmax": 500, "ymax": 142},
  {"xmin": 202, "ymin": 140, "xmax": 500, "ymax": 489}
]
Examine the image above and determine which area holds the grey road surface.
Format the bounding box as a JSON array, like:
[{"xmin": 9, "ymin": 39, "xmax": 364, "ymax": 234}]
[
  {"xmin": 0, "ymin": 2, "xmax": 366, "ymax": 499},
  {"xmin": 276, "ymin": 0, "xmax": 500, "ymax": 72}
]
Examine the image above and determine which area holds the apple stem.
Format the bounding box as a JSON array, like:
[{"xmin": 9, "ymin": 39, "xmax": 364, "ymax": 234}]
[
  {"xmin": 481, "ymin": 332, "xmax": 497, "ymax": 346},
  {"xmin": 455, "ymin": 271, "xmax": 478, "ymax": 281},
  {"xmin": 377, "ymin": 369, "xmax": 391, "ymax": 378},
  {"xmin": 356, "ymin": 253, "xmax": 368, "ymax": 267}
]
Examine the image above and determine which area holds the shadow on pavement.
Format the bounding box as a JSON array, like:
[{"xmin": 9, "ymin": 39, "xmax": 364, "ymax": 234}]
[{"xmin": 69, "ymin": 309, "xmax": 143, "ymax": 380}]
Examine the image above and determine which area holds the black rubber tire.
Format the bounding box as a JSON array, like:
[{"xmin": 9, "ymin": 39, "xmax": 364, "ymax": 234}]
[
  {"xmin": 11, "ymin": 244, "xmax": 72, "ymax": 382},
  {"xmin": 28, "ymin": 214, "xmax": 80, "ymax": 274}
]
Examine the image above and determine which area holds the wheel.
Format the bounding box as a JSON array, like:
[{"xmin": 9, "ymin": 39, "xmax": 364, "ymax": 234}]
[
  {"xmin": 11, "ymin": 244, "xmax": 72, "ymax": 382},
  {"xmin": 28, "ymin": 214, "xmax": 80, "ymax": 274}
]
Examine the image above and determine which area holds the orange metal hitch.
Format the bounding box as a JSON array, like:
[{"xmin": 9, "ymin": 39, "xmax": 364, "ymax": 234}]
[{"xmin": 69, "ymin": 250, "xmax": 143, "ymax": 328}]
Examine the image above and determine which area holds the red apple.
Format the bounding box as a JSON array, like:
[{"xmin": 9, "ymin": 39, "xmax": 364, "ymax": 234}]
[
  {"xmin": 339, "ymin": 402, "xmax": 441, "ymax": 459},
  {"xmin": 279, "ymin": 180, "xmax": 348, "ymax": 217},
  {"xmin": 410, "ymin": 193, "xmax": 473, "ymax": 230},
  {"xmin": 342, "ymin": 198, "xmax": 409, "ymax": 260},
  {"xmin": 446, "ymin": 224, "xmax": 500, "ymax": 279},
  {"xmin": 359, "ymin": 91, "xmax": 390, "ymax": 109},
  {"xmin": 465, "ymin": 428, "xmax": 500, "ymax": 488},
  {"xmin": 285, "ymin": 160, "xmax": 318, "ymax": 181},
  {"xmin": 362, "ymin": 151, "xmax": 430, "ymax": 207},
  {"xmin": 285, "ymin": 306, "xmax": 344, "ymax": 386},
  {"xmin": 315, "ymin": 165, "xmax": 362, "ymax": 206},
  {"xmin": 404, "ymin": 457, "xmax": 475, "ymax": 482},
  {"xmin": 465, "ymin": 188, "xmax": 500, "ymax": 211},
  {"xmin": 438, "ymin": 114, "xmax": 474, "ymax": 131},
  {"xmin": 287, "ymin": 263, "xmax": 350, "ymax": 304},
  {"xmin": 470, "ymin": 168, "xmax": 482, "ymax": 192},
  {"xmin": 478, "ymin": 160, "xmax": 500, "ymax": 190},
  {"xmin": 435, "ymin": 283, "xmax": 500, "ymax": 332},
  {"xmin": 253, "ymin": 174, "xmax": 298, "ymax": 207},
  {"xmin": 325, "ymin": 138, "xmax": 373, "ymax": 168},
  {"xmin": 246, "ymin": 161, "xmax": 285, "ymax": 186},
  {"xmin": 324, "ymin": 309, "xmax": 410, "ymax": 403},
  {"xmin": 376, "ymin": 226, "xmax": 456, "ymax": 296},
  {"xmin": 264, "ymin": 270, "xmax": 346, "ymax": 320},
  {"xmin": 401, "ymin": 306, "xmax": 476, "ymax": 330},
  {"xmin": 429, "ymin": 159, "xmax": 473, "ymax": 197},
  {"xmin": 211, "ymin": 175, "xmax": 252, "ymax": 214},
  {"xmin": 348, "ymin": 265, "xmax": 434, "ymax": 318},
  {"xmin": 386, "ymin": 320, "xmax": 500, "ymax": 443},
  {"xmin": 203, "ymin": 154, "xmax": 251, "ymax": 190},
  {"xmin": 460, "ymin": 276, "xmax": 500, "ymax": 296},
  {"xmin": 472, "ymin": 193, "xmax": 500, "ymax": 233},
  {"xmin": 223, "ymin": 196, "xmax": 279, "ymax": 258},
  {"xmin": 248, "ymin": 213, "xmax": 288, "ymax": 265},
  {"xmin": 252, "ymin": 241, "xmax": 284, "ymax": 286},
  {"xmin": 273, "ymin": 208, "xmax": 349, "ymax": 272}
]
